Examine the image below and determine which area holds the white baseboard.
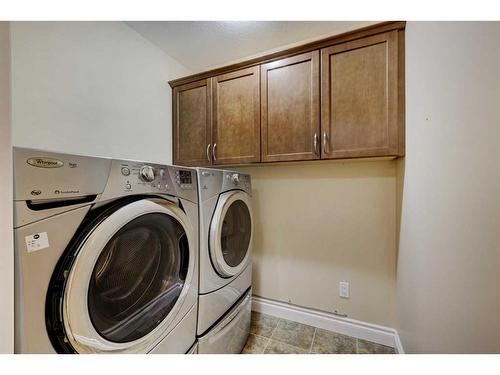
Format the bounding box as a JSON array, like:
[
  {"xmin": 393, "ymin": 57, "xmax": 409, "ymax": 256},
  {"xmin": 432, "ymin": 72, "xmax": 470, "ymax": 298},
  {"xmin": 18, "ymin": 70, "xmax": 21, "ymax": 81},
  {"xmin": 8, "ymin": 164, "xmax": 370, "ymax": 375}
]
[
  {"xmin": 252, "ymin": 295, "xmax": 404, "ymax": 353},
  {"xmin": 393, "ymin": 331, "xmax": 405, "ymax": 354}
]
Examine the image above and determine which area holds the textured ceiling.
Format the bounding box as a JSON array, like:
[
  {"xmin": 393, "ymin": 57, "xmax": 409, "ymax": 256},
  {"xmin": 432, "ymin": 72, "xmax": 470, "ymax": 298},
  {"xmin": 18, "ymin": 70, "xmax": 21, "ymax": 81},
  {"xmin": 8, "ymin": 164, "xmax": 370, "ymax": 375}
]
[{"xmin": 126, "ymin": 21, "xmax": 376, "ymax": 73}]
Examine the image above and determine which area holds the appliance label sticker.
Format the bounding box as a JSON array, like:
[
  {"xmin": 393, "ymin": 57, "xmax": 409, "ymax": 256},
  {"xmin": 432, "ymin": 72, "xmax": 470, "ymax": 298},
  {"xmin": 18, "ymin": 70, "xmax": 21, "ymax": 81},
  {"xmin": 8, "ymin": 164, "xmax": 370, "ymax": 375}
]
[{"xmin": 25, "ymin": 232, "xmax": 50, "ymax": 253}]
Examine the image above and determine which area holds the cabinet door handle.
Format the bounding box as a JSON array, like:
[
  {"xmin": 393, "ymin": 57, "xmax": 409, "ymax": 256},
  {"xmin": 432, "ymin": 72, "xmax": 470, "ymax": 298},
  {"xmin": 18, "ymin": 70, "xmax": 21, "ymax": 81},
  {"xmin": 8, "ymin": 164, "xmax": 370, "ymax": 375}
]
[
  {"xmin": 212, "ymin": 143, "xmax": 217, "ymax": 162},
  {"xmin": 206, "ymin": 144, "xmax": 211, "ymax": 162},
  {"xmin": 313, "ymin": 132, "xmax": 318, "ymax": 154},
  {"xmin": 323, "ymin": 132, "xmax": 329, "ymax": 154}
]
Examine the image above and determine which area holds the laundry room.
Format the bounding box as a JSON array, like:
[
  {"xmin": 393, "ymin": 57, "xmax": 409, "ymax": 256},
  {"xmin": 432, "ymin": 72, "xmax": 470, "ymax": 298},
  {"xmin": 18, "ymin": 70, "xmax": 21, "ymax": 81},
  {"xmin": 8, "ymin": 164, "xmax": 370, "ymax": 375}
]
[{"xmin": 0, "ymin": 1, "xmax": 500, "ymax": 373}]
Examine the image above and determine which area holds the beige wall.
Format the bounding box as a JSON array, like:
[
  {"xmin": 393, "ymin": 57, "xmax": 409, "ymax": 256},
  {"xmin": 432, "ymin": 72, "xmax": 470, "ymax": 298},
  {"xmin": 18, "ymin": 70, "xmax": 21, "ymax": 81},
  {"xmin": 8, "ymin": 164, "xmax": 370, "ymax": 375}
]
[
  {"xmin": 215, "ymin": 24, "xmax": 399, "ymax": 328},
  {"xmin": 0, "ymin": 21, "xmax": 13, "ymax": 353},
  {"xmin": 396, "ymin": 22, "xmax": 500, "ymax": 353},
  {"xmin": 11, "ymin": 21, "xmax": 191, "ymax": 163},
  {"xmin": 236, "ymin": 160, "xmax": 398, "ymax": 327}
]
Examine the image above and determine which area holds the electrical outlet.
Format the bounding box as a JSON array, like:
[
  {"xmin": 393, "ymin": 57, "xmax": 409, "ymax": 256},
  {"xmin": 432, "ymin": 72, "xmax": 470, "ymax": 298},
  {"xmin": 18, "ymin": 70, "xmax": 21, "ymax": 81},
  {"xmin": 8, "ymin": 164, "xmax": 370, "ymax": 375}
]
[{"xmin": 339, "ymin": 281, "xmax": 350, "ymax": 299}]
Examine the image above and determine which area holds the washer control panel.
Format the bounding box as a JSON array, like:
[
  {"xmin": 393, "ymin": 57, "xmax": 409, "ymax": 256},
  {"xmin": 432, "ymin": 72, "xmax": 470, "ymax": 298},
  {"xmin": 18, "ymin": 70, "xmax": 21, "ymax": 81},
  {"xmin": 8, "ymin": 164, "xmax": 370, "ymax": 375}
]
[
  {"xmin": 118, "ymin": 162, "xmax": 171, "ymax": 193},
  {"xmin": 100, "ymin": 160, "xmax": 197, "ymax": 203},
  {"xmin": 175, "ymin": 169, "xmax": 194, "ymax": 190}
]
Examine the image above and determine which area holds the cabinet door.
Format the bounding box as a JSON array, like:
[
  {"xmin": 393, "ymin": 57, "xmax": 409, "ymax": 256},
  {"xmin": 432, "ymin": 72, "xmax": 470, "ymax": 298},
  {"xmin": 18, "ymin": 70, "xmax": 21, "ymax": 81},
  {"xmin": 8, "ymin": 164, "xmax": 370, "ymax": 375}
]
[
  {"xmin": 172, "ymin": 79, "xmax": 212, "ymax": 166},
  {"xmin": 212, "ymin": 67, "xmax": 260, "ymax": 165},
  {"xmin": 321, "ymin": 31, "xmax": 400, "ymax": 159},
  {"xmin": 261, "ymin": 51, "xmax": 320, "ymax": 162}
]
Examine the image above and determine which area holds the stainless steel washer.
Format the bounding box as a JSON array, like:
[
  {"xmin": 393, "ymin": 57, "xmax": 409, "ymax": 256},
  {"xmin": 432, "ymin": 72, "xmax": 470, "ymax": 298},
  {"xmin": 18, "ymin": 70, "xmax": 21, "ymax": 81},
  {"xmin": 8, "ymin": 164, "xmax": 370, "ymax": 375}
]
[{"xmin": 14, "ymin": 147, "xmax": 199, "ymax": 353}]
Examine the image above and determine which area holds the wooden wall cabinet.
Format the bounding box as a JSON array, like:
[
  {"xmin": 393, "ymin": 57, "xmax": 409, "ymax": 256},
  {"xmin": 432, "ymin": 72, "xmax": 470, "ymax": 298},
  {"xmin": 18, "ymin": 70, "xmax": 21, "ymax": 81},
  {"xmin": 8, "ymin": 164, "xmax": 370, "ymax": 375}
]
[
  {"xmin": 261, "ymin": 51, "xmax": 320, "ymax": 162},
  {"xmin": 170, "ymin": 22, "xmax": 405, "ymax": 167},
  {"xmin": 173, "ymin": 68, "xmax": 260, "ymax": 166},
  {"xmin": 321, "ymin": 31, "xmax": 403, "ymax": 159},
  {"xmin": 172, "ymin": 79, "xmax": 212, "ymax": 166},
  {"xmin": 212, "ymin": 66, "xmax": 260, "ymax": 165}
]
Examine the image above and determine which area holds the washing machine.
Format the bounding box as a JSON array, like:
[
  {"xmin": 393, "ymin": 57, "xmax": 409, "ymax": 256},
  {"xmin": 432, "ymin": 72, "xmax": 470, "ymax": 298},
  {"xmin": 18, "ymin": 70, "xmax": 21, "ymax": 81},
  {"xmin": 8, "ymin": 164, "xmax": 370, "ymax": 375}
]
[
  {"xmin": 195, "ymin": 168, "xmax": 253, "ymax": 354},
  {"xmin": 13, "ymin": 147, "xmax": 199, "ymax": 354}
]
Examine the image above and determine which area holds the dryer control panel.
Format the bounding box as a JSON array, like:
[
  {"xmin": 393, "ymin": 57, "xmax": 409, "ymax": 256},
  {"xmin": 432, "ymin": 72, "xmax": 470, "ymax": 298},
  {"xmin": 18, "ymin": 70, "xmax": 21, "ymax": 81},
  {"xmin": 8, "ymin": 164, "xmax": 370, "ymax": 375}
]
[
  {"xmin": 222, "ymin": 171, "xmax": 251, "ymax": 192},
  {"xmin": 197, "ymin": 168, "xmax": 252, "ymax": 202}
]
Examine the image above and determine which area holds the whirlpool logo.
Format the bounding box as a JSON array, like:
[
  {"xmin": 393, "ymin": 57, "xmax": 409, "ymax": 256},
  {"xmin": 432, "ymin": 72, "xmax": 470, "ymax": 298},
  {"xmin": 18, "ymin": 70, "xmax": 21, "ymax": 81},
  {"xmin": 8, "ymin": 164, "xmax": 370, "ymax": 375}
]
[{"xmin": 27, "ymin": 157, "xmax": 64, "ymax": 168}]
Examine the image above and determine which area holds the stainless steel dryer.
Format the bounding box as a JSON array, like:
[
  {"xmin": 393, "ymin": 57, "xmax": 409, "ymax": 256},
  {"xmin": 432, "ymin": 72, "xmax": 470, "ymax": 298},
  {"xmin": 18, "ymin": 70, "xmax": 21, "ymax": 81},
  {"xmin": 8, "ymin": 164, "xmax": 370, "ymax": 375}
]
[
  {"xmin": 13, "ymin": 147, "xmax": 199, "ymax": 354},
  {"xmin": 196, "ymin": 168, "xmax": 253, "ymax": 354}
]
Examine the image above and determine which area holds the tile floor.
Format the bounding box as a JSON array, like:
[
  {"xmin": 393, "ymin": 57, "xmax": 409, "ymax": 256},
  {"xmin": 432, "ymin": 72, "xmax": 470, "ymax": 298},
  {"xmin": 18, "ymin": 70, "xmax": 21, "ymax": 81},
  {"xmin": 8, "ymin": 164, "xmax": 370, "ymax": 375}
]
[{"xmin": 242, "ymin": 312, "xmax": 396, "ymax": 354}]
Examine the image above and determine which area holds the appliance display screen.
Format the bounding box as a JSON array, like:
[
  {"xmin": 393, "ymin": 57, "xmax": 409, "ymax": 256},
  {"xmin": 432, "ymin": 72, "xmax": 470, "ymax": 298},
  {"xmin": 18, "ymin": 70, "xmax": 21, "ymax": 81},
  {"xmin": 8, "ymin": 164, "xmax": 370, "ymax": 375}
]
[{"xmin": 179, "ymin": 170, "xmax": 192, "ymax": 184}]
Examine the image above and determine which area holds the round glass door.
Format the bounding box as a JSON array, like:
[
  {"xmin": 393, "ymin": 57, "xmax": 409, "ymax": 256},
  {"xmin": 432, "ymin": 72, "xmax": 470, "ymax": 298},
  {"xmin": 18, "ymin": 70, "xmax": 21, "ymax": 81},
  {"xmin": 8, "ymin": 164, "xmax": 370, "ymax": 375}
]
[
  {"xmin": 88, "ymin": 212, "xmax": 189, "ymax": 343},
  {"xmin": 210, "ymin": 191, "xmax": 252, "ymax": 277},
  {"xmin": 220, "ymin": 200, "xmax": 251, "ymax": 267},
  {"xmin": 60, "ymin": 198, "xmax": 195, "ymax": 353}
]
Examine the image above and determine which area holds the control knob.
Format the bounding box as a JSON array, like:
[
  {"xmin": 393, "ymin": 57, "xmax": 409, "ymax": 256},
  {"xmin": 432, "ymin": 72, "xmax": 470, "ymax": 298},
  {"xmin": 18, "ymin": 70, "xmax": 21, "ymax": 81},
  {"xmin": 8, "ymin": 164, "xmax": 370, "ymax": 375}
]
[
  {"xmin": 139, "ymin": 165, "xmax": 155, "ymax": 182},
  {"xmin": 231, "ymin": 173, "xmax": 240, "ymax": 184}
]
